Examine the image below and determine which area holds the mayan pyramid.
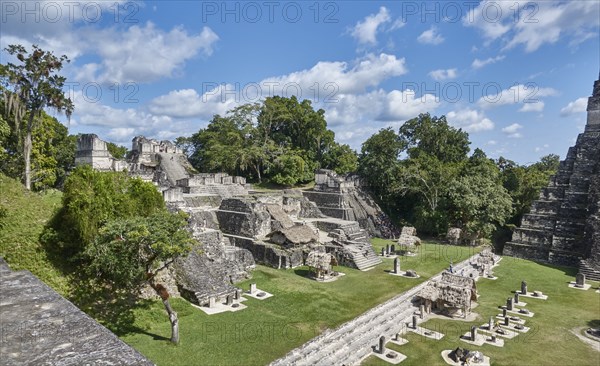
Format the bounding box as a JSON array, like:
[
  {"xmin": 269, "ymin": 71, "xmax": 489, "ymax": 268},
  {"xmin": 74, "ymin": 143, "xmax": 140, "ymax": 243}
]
[{"xmin": 504, "ymin": 74, "xmax": 600, "ymax": 277}]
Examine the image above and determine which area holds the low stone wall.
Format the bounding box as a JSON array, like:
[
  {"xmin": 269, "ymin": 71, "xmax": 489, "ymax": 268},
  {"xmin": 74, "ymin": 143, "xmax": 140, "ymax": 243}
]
[
  {"xmin": 175, "ymin": 230, "xmax": 255, "ymax": 306},
  {"xmin": 217, "ymin": 198, "xmax": 272, "ymax": 238},
  {"xmin": 226, "ymin": 235, "xmax": 304, "ymax": 269}
]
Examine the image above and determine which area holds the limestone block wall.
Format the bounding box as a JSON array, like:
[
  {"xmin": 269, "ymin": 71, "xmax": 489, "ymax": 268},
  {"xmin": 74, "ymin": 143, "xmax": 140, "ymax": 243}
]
[
  {"xmin": 74, "ymin": 134, "xmax": 119, "ymax": 171},
  {"xmin": 217, "ymin": 198, "xmax": 272, "ymax": 238},
  {"xmin": 505, "ymin": 75, "xmax": 600, "ymax": 266},
  {"xmin": 584, "ymin": 175, "xmax": 600, "ymax": 267},
  {"xmin": 226, "ymin": 235, "xmax": 304, "ymax": 268},
  {"xmin": 175, "ymin": 230, "xmax": 255, "ymax": 305}
]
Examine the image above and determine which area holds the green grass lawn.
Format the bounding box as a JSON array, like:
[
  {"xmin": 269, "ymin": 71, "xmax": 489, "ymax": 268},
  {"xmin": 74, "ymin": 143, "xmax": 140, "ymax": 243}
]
[
  {"xmin": 362, "ymin": 256, "xmax": 600, "ymax": 366},
  {"xmin": 120, "ymin": 241, "xmax": 476, "ymax": 365},
  {"xmin": 0, "ymin": 174, "xmax": 71, "ymax": 294}
]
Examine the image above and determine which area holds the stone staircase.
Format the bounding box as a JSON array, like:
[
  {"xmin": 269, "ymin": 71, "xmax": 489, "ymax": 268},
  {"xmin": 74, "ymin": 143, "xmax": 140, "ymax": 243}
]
[
  {"xmin": 347, "ymin": 245, "xmax": 382, "ymax": 270},
  {"xmin": 186, "ymin": 184, "xmax": 247, "ymax": 197},
  {"xmin": 332, "ymin": 223, "xmax": 380, "ymax": 270},
  {"xmin": 579, "ymin": 259, "xmax": 600, "ymax": 282},
  {"xmin": 270, "ymin": 255, "xmax": 479, "ymax": 366}
]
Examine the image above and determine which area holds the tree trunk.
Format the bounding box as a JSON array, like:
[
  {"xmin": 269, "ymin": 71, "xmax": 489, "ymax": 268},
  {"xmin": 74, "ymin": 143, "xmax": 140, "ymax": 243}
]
[
  {"xmin": 24, "ymin": 112, "xmax": 35, "ymax": 190},
  {"xmin": 255, "ymin": 164, "xmax": 262, "ymax": 183},
  {"xmin": 163, "ymin": 297, "xmax": 179, "ymax": 344},
  {"xmin": 151, "ymin": 283, "xmax": 179, "ymax": 344}
]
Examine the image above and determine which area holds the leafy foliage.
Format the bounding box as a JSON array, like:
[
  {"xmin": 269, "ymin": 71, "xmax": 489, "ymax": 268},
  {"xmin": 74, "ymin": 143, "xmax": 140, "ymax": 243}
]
[
  {"xmin": 322, "ymin": 142, "xmax": 358, "ymax": 175},
  {"xmin": 84, "ymin": 211, "xmax": 194, "ymax": 289},
  {"xmin": 357, "ymin": 113, "xmax": 551, "ymax": 243},
  {"xmin": 182, "ymin": 97, "xmax": 348, "ymax": 185},
  {"xmin": 106, "ymin": 142, "xmax": 128, "ymax": 160},
  {"xmin": 447, "ymin": 174, "xmax": 513, "ymax": 238},
  {"xmin": 44, "ymin": 165, "xmax": 164, "ymax": 254},
  {"xmin": 1, "ymin": 44, "xmax": 74, "ymax": 190}
]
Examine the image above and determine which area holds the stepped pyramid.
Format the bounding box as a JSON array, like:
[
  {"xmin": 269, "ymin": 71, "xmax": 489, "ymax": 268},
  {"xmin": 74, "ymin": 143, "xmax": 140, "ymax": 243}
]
[{"xmin": 504, "ymin": 74, "xmax": 600, "ymax": 267}]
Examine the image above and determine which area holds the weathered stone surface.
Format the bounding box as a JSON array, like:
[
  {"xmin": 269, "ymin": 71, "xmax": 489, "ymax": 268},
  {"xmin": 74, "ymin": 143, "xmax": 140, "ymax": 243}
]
[
  {"xmin": 303, "ymin": 170, "xmax": 399, "ymax": 238},
  {"xmin": 217, "ymin": 198, "xmax": 272, "ymax": 238},
  {"xmin": 447, "ymin": 227, "xmax": 462, "ymax": 245},
  {"xmin": 0, "ymin": 258, "xmax": 153, "ymax": 366},
  {"xmin": 74, "ymin": 134, "xmax": 126, "ymax": 172},
  {"xmin": 505, "ymin": 75, "xmax": 600, "ymax": 267},
  {"xmin": 269, "ymin": 225, "xmax": 318, "ymax": 247},
  {"xmin": 398, "ymin": 226, "xmax": 421, "ymax": 251},
  {"xmin": 175, "ymin": 230, "xmax": 255, "ymax": 306}
]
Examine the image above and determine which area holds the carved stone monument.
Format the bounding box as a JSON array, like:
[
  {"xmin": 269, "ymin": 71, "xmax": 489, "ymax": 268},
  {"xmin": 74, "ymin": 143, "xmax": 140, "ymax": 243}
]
[
  {"xmin": 394, "ymin": 257, "xmax": 400, "ymax": 274},
  {"xmin": 576, "ymin": 273, "xmax": 586, "ymax": 288},
  {"xmin": 378, "ymin": 336, "xmax": 386, "ymax": 354}
]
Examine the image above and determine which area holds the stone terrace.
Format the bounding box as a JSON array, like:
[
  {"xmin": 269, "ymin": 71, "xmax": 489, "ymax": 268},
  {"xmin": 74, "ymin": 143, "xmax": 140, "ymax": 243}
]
[
  {"xmin": 270, "ymin": 254, "xmax": 483, "ymax": 366},
  {"xmin": 0, "ymin": 258, "xmax": 154, "ymax": 366}
]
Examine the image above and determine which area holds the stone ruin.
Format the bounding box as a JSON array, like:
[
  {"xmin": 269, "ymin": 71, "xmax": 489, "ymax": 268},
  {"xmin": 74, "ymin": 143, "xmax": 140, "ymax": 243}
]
[
  {"xmin": 397, "ymin": 226, "xmax": 421, "ymax": 253},
  {"xmin": 74, "ymin": 134, "xmax": 128, "ymax": 172},
  {"xmin": 303, "ymin": 169, "xmax": 399, "ymax": 238},
  {"xmin": 74, "ymin": 135, "xmax": 388, "ymax": 305},
  {"xmin": 449, "ymin": 347, "xmax": 485, "ymax": 365},
  {"xmin": 417, "ymin": 272, "xmax": 478, "ymax": 318},
  {"xmin": 305, "ymin": 251, "xmax": 338, "ymax": 280},
  {"xmin": 446, "ymin": 227, "xmax": 462, "ymax": 245},
  {"xmin": 0, "ymin": 258, "xmax": 153, "ymax": 365},
  {"xmin": 505, "ymin": 74, "xmax": 600, "ymax": 278}
]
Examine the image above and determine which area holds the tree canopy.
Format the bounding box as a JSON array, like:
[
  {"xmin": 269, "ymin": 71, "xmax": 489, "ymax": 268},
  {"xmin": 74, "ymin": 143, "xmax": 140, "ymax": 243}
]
[
  {"xmin": 1, "ymin": 44, "xmax": 74, "ymax": 190},
  {"xmin": 182, "ymin": 96, "xmax": 356, "ymax": 186}
]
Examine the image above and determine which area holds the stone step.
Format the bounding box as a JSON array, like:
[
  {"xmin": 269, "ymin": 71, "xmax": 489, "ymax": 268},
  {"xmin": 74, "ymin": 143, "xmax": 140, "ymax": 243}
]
[{"xmin": 579, "ymin": 260, "xmax": 600, "ymax": 282}]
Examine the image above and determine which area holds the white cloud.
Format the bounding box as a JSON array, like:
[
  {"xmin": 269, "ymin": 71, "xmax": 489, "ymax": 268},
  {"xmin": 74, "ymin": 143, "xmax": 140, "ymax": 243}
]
[
  {"xmin": 560, "ymin": 97, "xmax": 588, "ymax": 116},
  {"xmin": 502, "ymin": 123, "xmax": 523, "ymax": 138},
  {"xmin": 464, "ymin": 1, "xmax": 600, "ymax": 52},
  {"xmin": 149, "ymin": 87, "xmax": 237, "ymax": 119},
  {"xmin": 389, "ymin": 19, "xmax": 406, "ymax": 31},
  {"xmin": 519, "ymin": 101, "xmax": 545, "ymax": 112},
  {"xmin": 262, "ymin": 53, "xmax": 407, "ymax": 95},
  {"xmin": 446, "ymin": 109, "xmax": 495, "ymax": 132},
  {"xmin": 78, "ymin": 22, "xmax": 219, "ymax": 84},
  {"xmin": 417, "ymin": 27, "xmax": 445, "ymax": 45},
  {"xmin": 382, "ymin": 90, "xmax": 440, "ymax": 121},
  {"xmin": 472, "ymin": 55, "xmax": 505, "ymax": 69},
  {"xmin": 324, "ymin": 88, "xmax": 440, "ymax": 128},
  {"xmin": 535, "ymin": 144, "xmax": 549, "ymax": 152},
  {"xmin": 148, "ymin": 54, "xmax": 408, "ymax": 124},
  {"xmin": 487, "ymin": 140, "xmax": 497, "ymax": 145},
  {"xmin": 351, "ymin": 7, "xmax": 390, "ymax": 45},
  {"xmin": 107, "ymin": 128, "xmax": 136, "ymax": 140},
  {"xmin": 73, "ymin": 91, "xmax": 172, "ymax": 129},
  {"xmin": 478, "ymin": 84, "xmax": 558, "ymax": 109},
  {"xmin": 428, "ymin": 68, "xmax": 458, "ymax": 81}
]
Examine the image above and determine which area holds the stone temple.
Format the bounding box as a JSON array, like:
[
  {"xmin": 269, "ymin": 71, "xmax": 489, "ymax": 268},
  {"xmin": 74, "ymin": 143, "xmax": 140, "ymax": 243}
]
[
  {"xmin": 74, "ymin": 134, "xmax": 396, "ymax": 306},
  {"xmin": 505, "ymin": 74, "xmax": 600, "ymax": 280}
]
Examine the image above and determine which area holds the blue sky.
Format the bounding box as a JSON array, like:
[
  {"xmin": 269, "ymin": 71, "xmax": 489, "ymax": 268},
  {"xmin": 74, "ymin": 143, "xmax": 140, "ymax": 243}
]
[{"xmin": 1, "ymin": 1, "xmax": 599, "ymax": 164}]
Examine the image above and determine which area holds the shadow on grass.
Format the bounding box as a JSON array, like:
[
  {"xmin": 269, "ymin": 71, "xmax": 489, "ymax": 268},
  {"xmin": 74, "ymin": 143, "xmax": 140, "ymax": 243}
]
[
  {"xmin": 532, "ymin": 260, "xmax": 579, "ymax": 277},
  {"xmin": 294, "ymin": 268, "xmax": 310, "ymax": 278},
  {"xmin": 587, "ymin": 319, "xmax": 600, "ymax": 328},
  {"xmin": 69, "ymin": 278, "xmax": 157, "ymax": 336}
]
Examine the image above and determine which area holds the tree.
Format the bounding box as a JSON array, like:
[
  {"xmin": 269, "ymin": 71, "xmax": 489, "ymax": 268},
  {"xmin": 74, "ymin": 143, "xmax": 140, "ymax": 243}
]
[
  {"xmin": 44, "ymin": 165, "xmax": 164, "ymax": 254},
  {"xmin": 106, "ymin": 142, "xmax": 127, "ymax": 160},
  {"xmin": 0, "ymin": 98, "xmax": 75, "ymax": 190},
  {"xmin": 399, "ymin": 113, "xmax": 470, "ymax": 163},
  {"xmin": 84, "ymin": 210, "xmax": 194, "ymax": 344},
  {"xmin": 322, "ymin": 143, "xmax": 358, "ymax": 174},
  {"xmin": 499, "ymin": 154, "xmax": 560, "ymax": 225},
  {"xmin": 358, "ymin": 128, "xmax": 404, "ymax": 200},
  {"xmin": 2, "ymin": 44, "xmax": 74, "ymax": 190},
  {"xmin": 447, "ymin": 174, "xmax": 513, "ymax": 240},
  {"xmin": 270, "ymin": 151, "xmax": 308, "ymax": 186}
]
